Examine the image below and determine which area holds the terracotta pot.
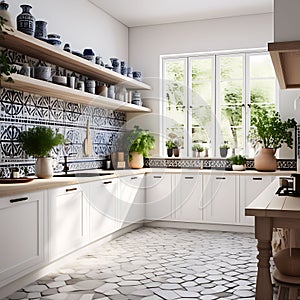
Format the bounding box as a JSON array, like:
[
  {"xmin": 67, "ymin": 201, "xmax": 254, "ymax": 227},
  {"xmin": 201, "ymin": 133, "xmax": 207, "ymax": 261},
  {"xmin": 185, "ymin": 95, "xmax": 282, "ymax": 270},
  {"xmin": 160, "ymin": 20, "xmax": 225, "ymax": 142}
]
[
  {"xmin": 129, "ymin": 152, "xmax": 144, "ymax": 169},
  {"xmin": 254, "ymin": 148, "xmax": 277, "ymax": 171},
  {"xmin": 35, "ymin": 157, "xmax": 53, "ymax": 178},
  {"xmin": 173, "ymin": 148, "xmax": 180, "ymax": 157}
]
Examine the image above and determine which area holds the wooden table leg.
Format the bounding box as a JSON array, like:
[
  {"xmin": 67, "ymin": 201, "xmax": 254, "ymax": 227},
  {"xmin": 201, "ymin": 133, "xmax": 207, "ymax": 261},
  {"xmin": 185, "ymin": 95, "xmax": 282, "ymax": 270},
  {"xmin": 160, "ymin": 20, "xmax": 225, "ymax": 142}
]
[{"xmin": 255, "ymin": 216, "xmax": 273, "ymax": 300}]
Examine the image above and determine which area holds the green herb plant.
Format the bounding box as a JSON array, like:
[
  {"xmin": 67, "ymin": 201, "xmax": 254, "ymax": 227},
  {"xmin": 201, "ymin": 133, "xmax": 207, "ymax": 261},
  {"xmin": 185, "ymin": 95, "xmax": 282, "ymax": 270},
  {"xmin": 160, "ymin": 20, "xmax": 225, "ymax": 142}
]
[
  {"xmin": 220, "ymin": 141, "xmax": 230, "ymax": 149},
  {"xmin": 192, "ymin": 144, "xmax": 204, "ymax": 152},
  {"xmin": 228, "ymin": 155, "xmax": 247, "ymax": 165},
  {"xmin": 18, "ymin": 126, "xmax": 65, "ymax": 157},
  {"xmin": 249, "ymin": 107, "xmax": 297, "ymax": 150},
  {"xmin": 126, "ymin": 126, "xmax": 155, "ymax": 161},
  {"xmin": 165, "ymin": 140, "xmax": 175, "ymax": 149}
]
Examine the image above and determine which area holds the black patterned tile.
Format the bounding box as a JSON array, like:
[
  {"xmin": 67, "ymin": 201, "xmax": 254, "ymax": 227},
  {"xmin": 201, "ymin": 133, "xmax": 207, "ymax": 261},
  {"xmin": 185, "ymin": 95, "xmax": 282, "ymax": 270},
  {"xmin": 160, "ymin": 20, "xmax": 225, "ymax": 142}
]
[{"xmin": 0, "ymin": 89, "xmax": 24, "ymax": 118}]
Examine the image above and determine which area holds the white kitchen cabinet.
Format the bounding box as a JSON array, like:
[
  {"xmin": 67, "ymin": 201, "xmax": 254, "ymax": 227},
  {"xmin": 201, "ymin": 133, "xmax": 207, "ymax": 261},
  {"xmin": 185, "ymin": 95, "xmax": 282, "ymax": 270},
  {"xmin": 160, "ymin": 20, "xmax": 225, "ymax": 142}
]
[
  {"xmin": 239, "ymin": 175, "xmax": 274, "ymax": 225},
  {"xmin": 203, "ymin": 174, "xmax": 238, "ymax": 224},
  {"xmin": 48, "ymin": 184, "xmax": 89, "ymax": 261},
  {"xmin": 173, "ymin": 173, "xmax": 203, "ymax": 222},
  {"xmin": 89, "ymin": 178, "xmax": 118, "ymax": 241},
  {"xmin": 117, "ymin": 174, "xmax": 145, "ymax": 228},
  {"xmin": 145, "ymin": 173, "xmax": 173, "ymax": 221},
  {"xmin": 0, "ymin": 191, "xmax": 45, "ymax": 287}
]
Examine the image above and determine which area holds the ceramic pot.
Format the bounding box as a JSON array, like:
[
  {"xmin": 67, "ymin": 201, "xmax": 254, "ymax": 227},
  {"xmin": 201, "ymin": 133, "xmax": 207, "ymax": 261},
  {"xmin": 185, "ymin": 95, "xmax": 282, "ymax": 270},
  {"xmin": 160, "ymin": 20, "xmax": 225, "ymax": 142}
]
[
  {"xmin": 173, "ymin": 148, "xmax": 180, "ymax": 157},
  {"xmin": 34, "ymin": 66, "xmax": 55, "ymax": 81},
  {"xmin": 34, "ymin": 20, "xmax": 47, "ymax": 39},
  {"xmin": 35, "ymin": 157, "xmax": 53, "ymax": 179},
  {"xmin": 167, "ymin": 148, "xmax": 173, "ymax": 157},
  {"xmin": 254, "ymin": 148, "xmax": 277, "ymax": 171},
  {"xmin": 0, "ymin": 1, "xmax": 14, "ymax": 28},
  {"xmin": 17, "ymin": 4, "xmax": 35, "ymax": 36},
  {"xmin": 232, "ymin": 164, "xmax": 245, "ymax": 171},
  {"xmin": 220, "ymin": 148, "xmax": 228, "ymax": 158},
  {"xmin": 129, "ymin": 152, "xmax": 144, "ymax": 169}
]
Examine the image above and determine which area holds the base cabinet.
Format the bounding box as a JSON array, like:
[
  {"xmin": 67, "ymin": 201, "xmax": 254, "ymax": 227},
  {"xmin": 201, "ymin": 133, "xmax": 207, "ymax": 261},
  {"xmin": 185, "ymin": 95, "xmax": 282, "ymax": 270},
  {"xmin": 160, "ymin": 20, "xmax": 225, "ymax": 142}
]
[
  {"xmin": 239, "ymin": 175, "xmax": 274, "ymax": 225},
  {"xmin": 173, "ymin": 174, "xmax": 203, "ymax": 222},
  {"xmin": 48, "ymin": 184, "xmax": 89, "ymax": 261},
  {"xmin": 0, "ymin": 191, "xmax": 45, "ymax": 288},
  {"xmin": 89, "ymin": 178, "xmax": 118, "ymax": 242},
  {"xmin": 118, "ymin": 175, "xmax": 145, "ymax": 228},
  {"xmin": 145, "ymin": 173, "xmax": 173, "ymax": 221},
  {"xmin": 203, "ymin": 175, "xmax": 237, "ymax": 224}
]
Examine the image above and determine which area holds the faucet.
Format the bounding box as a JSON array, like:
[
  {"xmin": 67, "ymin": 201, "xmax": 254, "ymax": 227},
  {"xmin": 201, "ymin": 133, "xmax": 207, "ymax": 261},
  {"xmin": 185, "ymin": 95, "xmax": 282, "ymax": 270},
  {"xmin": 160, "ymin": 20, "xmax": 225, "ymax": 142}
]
[{"xmin": 62, "ymin": 153, "xmax": 76, "ymax": 175}]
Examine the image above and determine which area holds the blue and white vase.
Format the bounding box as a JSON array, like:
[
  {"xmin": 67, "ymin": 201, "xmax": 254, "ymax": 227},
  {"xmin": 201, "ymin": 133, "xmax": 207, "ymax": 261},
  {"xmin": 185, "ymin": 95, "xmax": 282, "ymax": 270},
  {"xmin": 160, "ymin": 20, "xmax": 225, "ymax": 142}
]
[{"xmin": 16, "ymin": 4, "xmax": 35, "ymax": 36}]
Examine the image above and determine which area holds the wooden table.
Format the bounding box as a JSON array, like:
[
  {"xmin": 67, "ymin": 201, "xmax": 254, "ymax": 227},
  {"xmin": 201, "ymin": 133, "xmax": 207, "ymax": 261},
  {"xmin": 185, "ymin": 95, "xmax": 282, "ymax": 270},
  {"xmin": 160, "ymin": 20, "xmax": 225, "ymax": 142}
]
[{"xmin": 245, "ymin": 178, "xmax": 300, "ymax": 300}]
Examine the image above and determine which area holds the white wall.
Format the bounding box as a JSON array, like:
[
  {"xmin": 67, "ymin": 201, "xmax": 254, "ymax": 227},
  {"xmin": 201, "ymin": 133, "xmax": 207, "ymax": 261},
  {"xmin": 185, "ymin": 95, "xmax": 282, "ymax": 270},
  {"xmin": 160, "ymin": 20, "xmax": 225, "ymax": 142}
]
[
  {"xmin": 128, "ymin": 13, "xmax": 277, "ymax": 156},
  {"xmin": 8, "ymin": 0, "xmax": 128, "ymax": 64}
]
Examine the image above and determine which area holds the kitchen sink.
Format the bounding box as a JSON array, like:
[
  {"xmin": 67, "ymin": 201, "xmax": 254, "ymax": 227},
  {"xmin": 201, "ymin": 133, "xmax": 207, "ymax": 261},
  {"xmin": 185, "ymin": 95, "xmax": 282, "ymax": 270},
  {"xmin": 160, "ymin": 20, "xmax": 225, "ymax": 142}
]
[{"xmin": 54, "ymin": 172, "xmax": 114, "ymax": 177}]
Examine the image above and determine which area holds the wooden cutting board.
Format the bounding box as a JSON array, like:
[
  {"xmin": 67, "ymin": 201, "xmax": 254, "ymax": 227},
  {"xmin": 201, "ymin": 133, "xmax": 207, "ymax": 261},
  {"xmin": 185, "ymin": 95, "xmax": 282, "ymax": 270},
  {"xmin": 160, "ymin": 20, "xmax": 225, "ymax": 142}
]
[{"xmin": 84, "ymin": 120, "xmax": 92, "ymax": 156}]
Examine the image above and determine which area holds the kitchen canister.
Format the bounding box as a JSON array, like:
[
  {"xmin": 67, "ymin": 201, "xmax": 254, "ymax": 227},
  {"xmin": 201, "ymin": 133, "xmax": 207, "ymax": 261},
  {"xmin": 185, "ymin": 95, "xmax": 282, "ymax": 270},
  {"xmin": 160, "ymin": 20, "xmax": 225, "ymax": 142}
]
[
  {"xmin": 107, "ymin": 85, "xmax": 115, "ymax": 99},
  {"xmin": 34, "ymin": 20, "xmax": 47, "ymax": 40},
  {"xmin": 16, "ymin": 4, "xmax": 35, "ymax": 36},
  {"xmin": 85, "ymin": 79, "xmax": 96, "ymax": 94}
]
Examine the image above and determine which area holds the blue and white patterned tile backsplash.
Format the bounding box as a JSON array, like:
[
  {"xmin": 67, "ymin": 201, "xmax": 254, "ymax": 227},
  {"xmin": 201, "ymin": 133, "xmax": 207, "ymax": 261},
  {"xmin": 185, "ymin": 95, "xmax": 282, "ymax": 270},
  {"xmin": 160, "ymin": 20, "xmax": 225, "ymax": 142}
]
[{"xmin": 0, "ymin": 88, "xmax": 126, "ymax": 177}]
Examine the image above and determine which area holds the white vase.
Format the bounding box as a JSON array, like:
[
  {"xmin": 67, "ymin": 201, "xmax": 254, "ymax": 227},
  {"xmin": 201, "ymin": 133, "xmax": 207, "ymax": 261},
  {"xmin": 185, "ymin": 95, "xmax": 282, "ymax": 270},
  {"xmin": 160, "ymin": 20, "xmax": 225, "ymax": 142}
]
[
  {"xmin": 129, "ymin": 152, "xmax": 144, "ymax": 169},
  {"xmin": 35, "ymin": 157, "xmax": 54, "ymax": 178}
]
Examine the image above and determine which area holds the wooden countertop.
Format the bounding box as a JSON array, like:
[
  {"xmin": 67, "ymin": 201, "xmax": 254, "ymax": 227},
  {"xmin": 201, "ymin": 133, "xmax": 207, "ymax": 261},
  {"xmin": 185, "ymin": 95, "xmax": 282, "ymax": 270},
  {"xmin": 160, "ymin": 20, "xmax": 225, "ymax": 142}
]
[
  {"xmin": 245, "ymin": 178, "xmax": 300, "ymax": 219},
  {"xmin": 0, "ymin": 168, "xmax": 294, "ymax": 198}
]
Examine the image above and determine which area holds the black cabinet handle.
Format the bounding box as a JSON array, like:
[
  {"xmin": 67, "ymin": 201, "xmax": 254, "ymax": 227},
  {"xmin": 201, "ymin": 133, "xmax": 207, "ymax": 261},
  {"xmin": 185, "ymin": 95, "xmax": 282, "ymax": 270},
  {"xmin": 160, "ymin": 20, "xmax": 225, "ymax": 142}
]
[
  {"xmin": 103, "ymin": 181, "xmax": 112, "ymax": 184},
  {"xmin": 253, "ymin": 177, "xmax": 262, "ymax": 181},
  {"xmin": 131, "ymin": 176, "xmax": 137, "ymax": 180},
  {"xmin": 66, "ymin": 187, "xmax": 77, "ymax": 192},
  {"xmin": 185, "ymin": 176, "xmax": 194, "ymax": 179},
  {"xmin": 153, "ymin": 176, "xmax": 162, "ymax": 179},
  {"xmin": 216, "ymin": 177, "xmax": 226, "ymax": 180},
  {"xmin": 10, "ymin": 197, "xmax": 28, "ymax": 203}
]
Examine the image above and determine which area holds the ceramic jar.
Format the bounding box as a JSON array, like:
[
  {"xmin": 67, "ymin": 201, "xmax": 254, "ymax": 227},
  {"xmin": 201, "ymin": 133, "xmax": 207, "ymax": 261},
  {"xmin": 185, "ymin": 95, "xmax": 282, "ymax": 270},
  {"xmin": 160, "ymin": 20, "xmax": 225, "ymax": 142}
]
[
  {"xmin": 34, "ymin": 66, "xmax": 54, "ymax": 81},
  {"xmin": 133, "ymin": 71, "xmax": 142, "ymax": 81},
  {"xmin": 110, "ymin": 58, "xmax": 120, "ymax": 73},
  {"xmin": 107, "ymin": 85, "xmax": 115, "ymax": 99},
  {"xmin": 83, "ymin": 49, "xmax": 95, "ymax": 63},
  {"xmin": 254, "ymin": 148, "xmax": 277, "ymax": 171},
  {"xmin": 0, "ymin": 1, "xmax": 14, "ymax": 28},
  {"xmin": 34, "ymin": 20, "xmax": 47, "ymax": 39},
  {"xmin": 85, "ymin": 79, "xmax": 96, "ymax": 94},
  {"xmin": 16, "ymin": 4, "xmax": 35, "ymax": 36}
]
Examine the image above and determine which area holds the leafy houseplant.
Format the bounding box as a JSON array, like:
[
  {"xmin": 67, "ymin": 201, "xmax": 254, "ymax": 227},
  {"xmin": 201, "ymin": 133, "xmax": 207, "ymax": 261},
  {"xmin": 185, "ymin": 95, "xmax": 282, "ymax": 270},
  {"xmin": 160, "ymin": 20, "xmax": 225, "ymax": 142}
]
[
  {"xmin": 18, "ymin": 126, "xmax": 65, "ymax": 178},
  {"xmin": 165, "ymin": 140, "xmax": 175, "ymax": 157},
  {"xmin": 228, "ymin": 155, "xmax": 247, "ymax": 171},
  {"xmin": 248, "ymin": 107, "xmax": 297, "ymax": 171},
  {"xmin": 126, "ymin": 126, "xmax": 155, "ymax": 169},
  {"xmin": 219, "ymin": 141, "xmax": 230, "ymax": 158},
  {"xmin": 192, "ymin": 144, "xmax": 204, "ymax": 157}
]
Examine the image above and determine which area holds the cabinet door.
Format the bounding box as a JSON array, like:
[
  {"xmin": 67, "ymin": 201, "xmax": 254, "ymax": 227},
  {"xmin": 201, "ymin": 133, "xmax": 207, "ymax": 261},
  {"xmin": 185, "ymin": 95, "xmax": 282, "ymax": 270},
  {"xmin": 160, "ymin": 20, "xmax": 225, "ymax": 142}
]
[
  {"xmin": 203, "ymin": 174, "xmax": 237, "ymax": 224},
  {"xmin": 118, "ymin": 174, "xmax": 145, "ymax": 228},
  {"xmin": 239, "ymin": 175, "xmax": 273, "ymax": 225},
  {"xmin": 145, "ymin": 173, "xmax": 172, "ymax": 220},
  {"xmin": 173, "ymin": 174, "xmax": 203, "ymax": 222},
  {"xmin": 48, "ymin": 184, "xmax": 88, "ymax": 261},
  {"xmin": 89, "ymin": 178, "xmax": 118, "ymax": 241},
  {"xmin": 0, "ymin": 191, "xmax": 45, "ymax": 287}
]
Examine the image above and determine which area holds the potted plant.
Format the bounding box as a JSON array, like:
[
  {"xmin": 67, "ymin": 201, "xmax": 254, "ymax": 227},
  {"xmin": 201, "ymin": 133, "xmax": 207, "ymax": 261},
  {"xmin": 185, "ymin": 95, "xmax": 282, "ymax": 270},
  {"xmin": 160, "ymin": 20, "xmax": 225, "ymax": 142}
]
[
  {"xmin": 192, "ymin": 144, "xmax": 204, "ymax": 157},
  {"xmin": 165, "ymin": 140, "xmax": 175, "ymax": 157},
  {"xmin": 219, "ymin": 141, "xmax": 230, "ymax": 158},
  {"xmin": 125, "ymin": 126, "xmax": 155, "ymax": 169},
  {"xmin": 248, "ymin": 107, "xmax": 297, "ymax": 171},
  {"xmin": 18, "ymin": 126, "xmax": 65, "ymax": 178},
  {"xmin": 173, "ymin": 139, "xmax": 182, "ymax": 157},
  {"xmin": 228, "ymin": 155, "xmax": 247, "ymax": 171}
]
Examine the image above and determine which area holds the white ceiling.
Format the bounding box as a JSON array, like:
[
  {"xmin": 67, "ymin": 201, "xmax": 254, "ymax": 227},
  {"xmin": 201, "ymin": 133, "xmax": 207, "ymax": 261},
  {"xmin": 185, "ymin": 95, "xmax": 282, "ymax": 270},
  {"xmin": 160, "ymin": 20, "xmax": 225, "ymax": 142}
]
[{"xmin": 89, "ymin": 0, "xmax": 273, "ymax": 27}]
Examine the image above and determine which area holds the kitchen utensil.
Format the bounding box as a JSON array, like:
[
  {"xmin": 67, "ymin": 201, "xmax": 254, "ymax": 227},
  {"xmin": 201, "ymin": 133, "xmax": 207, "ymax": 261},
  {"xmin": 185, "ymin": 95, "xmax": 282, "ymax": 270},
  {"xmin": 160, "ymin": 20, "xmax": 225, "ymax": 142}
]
[{"xmin": 83, "ymin": 120, "xmax": 92, "ymax": 156}]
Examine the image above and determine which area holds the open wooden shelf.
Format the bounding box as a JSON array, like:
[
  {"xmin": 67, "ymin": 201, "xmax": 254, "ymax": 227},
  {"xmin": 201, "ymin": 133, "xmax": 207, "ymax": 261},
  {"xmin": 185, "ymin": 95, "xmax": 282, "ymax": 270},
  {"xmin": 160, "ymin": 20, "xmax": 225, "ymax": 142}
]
[
  {"xmin": 0, "ymin": 25, "xmax": 151, "ymax": 90},
  {"xmin": 2, "ymin": 74, "xmax": 151, "ymax": 113},
  {"xmin": 268, "ymin": 41, "xmax": 300, "ymax": 89}
]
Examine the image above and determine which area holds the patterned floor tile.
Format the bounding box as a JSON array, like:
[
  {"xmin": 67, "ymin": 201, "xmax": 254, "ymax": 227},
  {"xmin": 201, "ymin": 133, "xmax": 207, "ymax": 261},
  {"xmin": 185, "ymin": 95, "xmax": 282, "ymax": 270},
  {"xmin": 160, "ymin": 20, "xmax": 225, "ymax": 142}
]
[{"xmin": 6, "ymin": 228, "xmax": 263, "ymax": 300}]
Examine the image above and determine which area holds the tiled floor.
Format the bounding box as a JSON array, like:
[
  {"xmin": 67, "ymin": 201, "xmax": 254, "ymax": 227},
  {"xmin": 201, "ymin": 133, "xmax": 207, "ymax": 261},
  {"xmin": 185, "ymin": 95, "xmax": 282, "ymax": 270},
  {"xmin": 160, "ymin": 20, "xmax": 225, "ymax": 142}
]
[{"xmin": 5, "ymin": 227, "xmax": 260, "ymax": 300}]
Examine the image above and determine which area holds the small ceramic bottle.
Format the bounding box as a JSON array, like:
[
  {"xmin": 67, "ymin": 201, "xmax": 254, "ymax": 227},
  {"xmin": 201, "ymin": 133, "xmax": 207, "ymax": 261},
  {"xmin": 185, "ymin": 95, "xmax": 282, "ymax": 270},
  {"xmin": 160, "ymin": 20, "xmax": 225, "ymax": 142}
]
[{"xmin": 16, "ymin": 4, "xmax": 35, "ymax": 36}]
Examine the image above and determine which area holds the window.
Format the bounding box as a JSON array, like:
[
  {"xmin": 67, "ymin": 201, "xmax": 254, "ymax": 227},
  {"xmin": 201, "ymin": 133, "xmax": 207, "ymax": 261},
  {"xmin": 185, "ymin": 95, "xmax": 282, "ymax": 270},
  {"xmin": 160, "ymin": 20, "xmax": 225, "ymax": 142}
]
[{"xmin": 162, "ymin": 50, "xmax": 278, "ymax": 157}]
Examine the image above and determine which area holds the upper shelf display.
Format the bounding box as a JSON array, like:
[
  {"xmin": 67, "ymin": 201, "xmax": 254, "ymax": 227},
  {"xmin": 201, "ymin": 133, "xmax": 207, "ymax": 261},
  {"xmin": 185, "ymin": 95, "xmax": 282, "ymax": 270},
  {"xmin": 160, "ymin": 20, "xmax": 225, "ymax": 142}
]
[
  {"xmin": 268, "ymin": 41, "xmax": 300, "ymax": 89},
  {"xmin": 0, "ymin": 25, "xmax": 151, "ymax": 90}
]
